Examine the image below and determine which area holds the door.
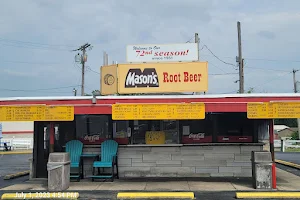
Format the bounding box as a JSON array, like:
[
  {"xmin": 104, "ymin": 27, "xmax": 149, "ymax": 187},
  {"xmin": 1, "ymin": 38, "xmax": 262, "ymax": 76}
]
[{"xmin": 34, "ymin": 122, "xmax": 49, "ymax": 178}]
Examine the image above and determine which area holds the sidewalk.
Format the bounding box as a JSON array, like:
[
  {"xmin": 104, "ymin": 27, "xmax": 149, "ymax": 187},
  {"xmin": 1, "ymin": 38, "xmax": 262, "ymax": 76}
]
[{"xmin": 1, "ymin": 168, "xmax": 299, "ymax": 192}]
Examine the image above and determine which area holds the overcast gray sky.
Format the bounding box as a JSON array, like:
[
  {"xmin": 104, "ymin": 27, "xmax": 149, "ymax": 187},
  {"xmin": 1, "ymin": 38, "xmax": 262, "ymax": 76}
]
[{"xmin": 0, "ymin": 0, "xmax": 299, "ymax": 97}]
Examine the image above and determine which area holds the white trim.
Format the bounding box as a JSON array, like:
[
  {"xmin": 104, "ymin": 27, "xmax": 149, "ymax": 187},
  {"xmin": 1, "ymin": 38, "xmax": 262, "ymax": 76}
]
[{"xmin": 0, "ymin": 93, "xmax": 300, "ymax": 102}]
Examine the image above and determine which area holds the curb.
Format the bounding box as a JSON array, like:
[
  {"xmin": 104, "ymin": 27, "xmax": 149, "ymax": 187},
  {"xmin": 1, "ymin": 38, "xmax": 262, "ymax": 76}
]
[
  {"xmin": 117, "ymin": 192, "xmax": 195, "ymax": 199},
  {"xmin": 236, "ymin": 192, "xmax": 300, "ymax": 198},
  {"xmin": 1, "ymin": 192, "xmax": 79, "ymax": 199},
  {"xmin": 3, "ymin": 170, "xmax": 30, "ymax": 180},
  {"xmin": 0, "ymin": 150, "xmax": 32, "ymax": 155},
  {"xmin": 275, "ymin": 159, "xmax": 300, "ymax": 170}
]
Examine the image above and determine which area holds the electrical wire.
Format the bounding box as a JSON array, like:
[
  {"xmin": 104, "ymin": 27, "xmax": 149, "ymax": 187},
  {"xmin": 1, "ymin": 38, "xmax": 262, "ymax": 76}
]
[
  {"xmin": 244, "ymin": 66, "xmax": 291, "ymax": 72},
  {"xmin": 0, "ymin": 85, "xmax": 81, "ymax": 92},
  {"xmin": 201, "ymin": 45, "xmax": 237, "ymax": 68},
  {"xmin": 86, "ymin": 66, "xmax": 100, "ymax": 74},
  {"xmin": 251, "ymin": 71, "xmax": 292, "ymax": 91},
  {"xmin": 185, "ymin": 36, "xmax": 194, "ymax": 43},
  {"xmin": 2, "ymin": 60, "xmax": 62, "ymax": 65},
  {"xmin": 0, "ymin": 37, "xmax": 76, "ymax": 48}
]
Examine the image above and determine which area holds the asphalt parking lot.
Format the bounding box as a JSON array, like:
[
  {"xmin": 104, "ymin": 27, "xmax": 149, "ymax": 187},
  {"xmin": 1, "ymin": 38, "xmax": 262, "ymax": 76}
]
[
  {"xmin": 276, "ymin": 152, "xmax": 300, "ymax": 165},
  {"xmin": 0, "ymin": 154, "xmax": 31, "ymax": 189}
]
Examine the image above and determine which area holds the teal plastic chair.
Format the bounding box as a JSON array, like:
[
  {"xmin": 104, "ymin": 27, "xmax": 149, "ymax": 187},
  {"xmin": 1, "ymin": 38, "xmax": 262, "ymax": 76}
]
[
  {"xmin": 91, "ymin": 140, "xmax": 118, "ymax": 181},
  {"xmin": 65, "ymin": 140, "xmax": 83, "ymax": 181}
]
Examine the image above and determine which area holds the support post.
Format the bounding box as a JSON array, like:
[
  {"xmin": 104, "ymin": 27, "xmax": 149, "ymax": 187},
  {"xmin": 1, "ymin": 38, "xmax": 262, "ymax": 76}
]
[
  {"xmin": 269, "ymin": 119, "xmax": 276, "ymax": 189},
  {"xmin": 49, "ymin": 123, "xmax": 55, "ymax": 153}
]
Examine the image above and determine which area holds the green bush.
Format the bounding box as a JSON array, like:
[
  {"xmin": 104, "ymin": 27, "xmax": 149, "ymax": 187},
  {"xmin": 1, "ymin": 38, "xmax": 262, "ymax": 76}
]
[{"xmin": 291, "ymin": 131, "xmax": 299, "ymax": 140}]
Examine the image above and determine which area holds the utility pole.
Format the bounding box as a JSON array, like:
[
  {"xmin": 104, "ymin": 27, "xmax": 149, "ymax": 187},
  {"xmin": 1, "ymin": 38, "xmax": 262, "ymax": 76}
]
[
  {"xmin": 194, "ymin": 33, "xmax": 204, "ymax": 95},
  {"xmin": 73, "ymin": 43, "xmax": 91, "ymax": 96},
  {"xmin": 237, "ymin": 21, "xmax": 244, "ymax": 93},
  {"xmin": 293, "ymin": 69, "xmax": 298, "ymax": 93},
  {"xmin": 292, "ymin": 69, "xmax": 300, "ymax": 139},
  {"xmin": 195, "ymin": 33, "xmax": 199, "ymax": 61}
]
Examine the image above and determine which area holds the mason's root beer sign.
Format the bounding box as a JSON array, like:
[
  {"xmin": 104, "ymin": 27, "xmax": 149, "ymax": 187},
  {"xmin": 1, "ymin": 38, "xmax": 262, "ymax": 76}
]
[
  {"xmin": 125, "ymin": 68, "xmax": 159, "ymax": 88},
  {"xmin": 118, "ymin": 62, "xmax": 208, "ymax": 94}
]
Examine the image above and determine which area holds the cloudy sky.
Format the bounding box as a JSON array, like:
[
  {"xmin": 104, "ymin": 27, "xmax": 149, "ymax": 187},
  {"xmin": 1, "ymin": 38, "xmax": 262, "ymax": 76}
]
[{"xmin": 0, "ymin": 0, "xmax": 300, "ymax": 97}]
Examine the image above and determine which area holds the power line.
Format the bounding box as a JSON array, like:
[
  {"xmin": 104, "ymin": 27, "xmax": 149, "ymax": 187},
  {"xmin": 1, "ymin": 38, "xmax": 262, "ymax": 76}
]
[
  {"xmin": 251, "ymin": 71, "xmax": 292, "ymax": 90},
  {"xmin": 244, "ymin": 66, "xmax": 291, "ymax": 72},
  {"xmin": 0, "ymin": 37, "xmax": 76, "ymax": 48},
  {"xmin": 86, "ymin": 66, "xmax": 100, "ymax": 74},
  {"xmin": 201, "ymin": 45, "xmax": 237, "ymax": 68},
  {"xmin": 1, "ymin": 60, "xmax": 62, "ymax": 65},
  {"xmin": 185, "ymin": 36, "xmax": 194, "ymax": 43},
  {"xmin": 0, "ymin": 85, "xmax": 80, "ymax": 92},
  {"xmin": 0, "ymin": 42, "xmax": 71, "ymax": 51},
  {"xmin": 209, "ymin": 73, "xmax": 238, "ymax": 76}
]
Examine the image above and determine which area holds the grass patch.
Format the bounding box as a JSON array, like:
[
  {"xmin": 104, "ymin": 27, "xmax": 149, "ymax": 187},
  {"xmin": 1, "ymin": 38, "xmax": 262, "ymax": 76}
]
[{"xmin": 285, "ymin": 148, "xmax": 300, "ymax": 152}]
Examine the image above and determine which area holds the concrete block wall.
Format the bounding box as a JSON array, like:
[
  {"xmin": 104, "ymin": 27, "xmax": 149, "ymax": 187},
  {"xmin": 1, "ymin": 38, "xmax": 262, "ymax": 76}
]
[
  {"xmin": 118, "ymin": 145, "xmax": 263, "ymax": 178},
  {"xmin": 81, "ymin": 145, "xmax": 263, "ymax": 178}
]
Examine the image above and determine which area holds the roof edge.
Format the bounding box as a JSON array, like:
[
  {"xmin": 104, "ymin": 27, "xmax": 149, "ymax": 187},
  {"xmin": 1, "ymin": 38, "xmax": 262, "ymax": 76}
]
[{"xmin": 0, "ymin": 93, "xmax": 300, "ymax": 102}]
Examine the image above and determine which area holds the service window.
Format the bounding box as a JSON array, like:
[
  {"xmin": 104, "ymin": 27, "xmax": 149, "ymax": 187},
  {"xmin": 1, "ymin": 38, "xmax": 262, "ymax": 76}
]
[
  {"xmin": 162, "ymin": 120, "xmax": 179, "ymax": 144},
  {"xmin": 180, "ymin": 119, "xmax": 212, "ymax": 143},
  {"xmin": 113, "ymin": 120, "xmax": 130, "ymax": 144},
  {"xmin": 132, "ymin": 120, "xmax": 161, "ymax": 144},
  {"xmin": 75, "ymin": 114, "xmax": 111, "ymax": 144},
  {"xmin": 217, "ymin": 113, "xmax": 253, "ymax": 143},
  {"xmin": 131, "ymin": 120, "xmax": 179, "ymax": 144}
]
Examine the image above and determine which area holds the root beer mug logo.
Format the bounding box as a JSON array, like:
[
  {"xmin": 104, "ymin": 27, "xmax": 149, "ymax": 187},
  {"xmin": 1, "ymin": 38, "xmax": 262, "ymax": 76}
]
[
  {"xmin": 125, "ymin": 68, "xmax": 159, "ymax": 88},
  {"xmin": 117, "ymin": 62, "xmax": 208, "ymax": 94}
]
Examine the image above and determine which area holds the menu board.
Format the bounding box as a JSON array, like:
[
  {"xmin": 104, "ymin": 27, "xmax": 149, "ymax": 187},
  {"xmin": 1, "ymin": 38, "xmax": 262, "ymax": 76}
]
[
  {"xmin": 0, "ymin": 105, "xmax": 46, "ymax": 121},
  {"xmin": 112, "ymin": 103, "xmax": 205, "ymax": 120},
  {"xmin": 0, "ymin": 105, "xmax": 74, "ymax": 121},
  {"xmin": 274, "ymin": 102, "xmax": 300, "ymax": 118},
  {"xmin": 247, "ymin": 102, "xmax": 300, "ymax": 119},
  {"xmin": 45, "ymin": 106, "xmax": 74, "ymax": 121},
  {"xmin": 247, "ymin": 103, "xmax": 273, "ymax": 119}
]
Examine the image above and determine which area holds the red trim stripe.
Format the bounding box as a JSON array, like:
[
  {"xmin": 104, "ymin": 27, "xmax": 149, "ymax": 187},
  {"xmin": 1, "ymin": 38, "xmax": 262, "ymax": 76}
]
[{"xmin": 3, "ymin": 131, "xmax": 33, "ymax": 134}]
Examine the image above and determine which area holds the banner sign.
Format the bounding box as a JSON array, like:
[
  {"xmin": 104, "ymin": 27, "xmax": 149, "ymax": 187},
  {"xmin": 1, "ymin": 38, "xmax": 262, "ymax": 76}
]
[
  {"xmin": 126, "ymin": 43, "xmax": 198, "ymax": 63},
  {"xmin": 117, "ymin": 62, "xmax": 208, "ymax": 94}
]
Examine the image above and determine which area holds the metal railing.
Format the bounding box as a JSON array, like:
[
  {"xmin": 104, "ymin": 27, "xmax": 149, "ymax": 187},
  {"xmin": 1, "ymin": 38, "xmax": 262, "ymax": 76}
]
[
  {"xmin": 0, "ymin": 138, "xmax": 33, "ymax": 150},
  {"xmin": 274, "ymin": 139, "xmax": 300, "ymax": 152}
]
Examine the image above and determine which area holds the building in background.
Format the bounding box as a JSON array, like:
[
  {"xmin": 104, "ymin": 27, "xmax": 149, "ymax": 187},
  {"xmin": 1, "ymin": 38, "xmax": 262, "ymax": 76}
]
[
  {"xmin": 274, "ymin": 125, "xmax": 296, "ymax": 140},
  {"xmin": 0, "ymin": 122, "xmax": 33, "ymax": 139}
]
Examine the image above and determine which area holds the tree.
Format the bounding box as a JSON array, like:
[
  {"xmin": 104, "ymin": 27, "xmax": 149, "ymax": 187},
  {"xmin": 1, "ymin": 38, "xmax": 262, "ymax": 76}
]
[
  {"xmin": 274, "ymin": 119, "xmax": 298, "ymax": 127},
  {"xmin": 247, "ymin": 87, "xmax": 254, "ymax": 93},
  {"xmin": 291, "ymin": 131, "xmax": 299, "ymax": 140},
  {"xmin": 236, "ymin": 87, "xmax": 254, "ymax": 94}
]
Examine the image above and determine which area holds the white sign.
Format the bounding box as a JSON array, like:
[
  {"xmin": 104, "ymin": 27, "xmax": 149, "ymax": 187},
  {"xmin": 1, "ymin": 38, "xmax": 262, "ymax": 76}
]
[{"xmin": 126, "ymin": 43, "xmax": 199, "ymax": 63}]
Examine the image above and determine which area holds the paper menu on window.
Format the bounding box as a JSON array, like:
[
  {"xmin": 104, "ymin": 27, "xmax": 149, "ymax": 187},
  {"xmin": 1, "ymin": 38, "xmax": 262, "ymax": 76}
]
[{"xmin": 183, "ymin": 126, "xmax": 190, "ymax": 136}]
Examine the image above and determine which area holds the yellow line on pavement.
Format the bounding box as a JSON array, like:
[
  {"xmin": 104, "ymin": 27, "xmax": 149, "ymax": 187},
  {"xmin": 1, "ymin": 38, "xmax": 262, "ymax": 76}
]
[
  {"xmin": 0, "ymin": 150, "xmax": 32, "ymax": 155},
  {"xmin": 3, "ymin": 170, "xmax": 30, "ymax": 180},
  {"xmin": 275, "ymin": 159, "xmax": 300, "ymax": 169},
  {"xmin": 1, "ymin": 192, "xmax": 79, "ymax": 199},
  {"xmin": 236, "ymin": 192, "xmax": 300, "ymax": 198},
  {"xmin": 117, "ymin": 192, "xmax": 195, "ymax": 199}
]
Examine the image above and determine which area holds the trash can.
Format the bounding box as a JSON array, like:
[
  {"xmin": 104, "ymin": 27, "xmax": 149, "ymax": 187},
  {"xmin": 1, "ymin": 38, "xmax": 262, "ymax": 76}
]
[
  {"xmin": 47, "ymin": 152, "xmax": 70, "ymax": 191},
  {"xmin": 251, "ymin": 151, "xmax": 272, "ymax": 189}
]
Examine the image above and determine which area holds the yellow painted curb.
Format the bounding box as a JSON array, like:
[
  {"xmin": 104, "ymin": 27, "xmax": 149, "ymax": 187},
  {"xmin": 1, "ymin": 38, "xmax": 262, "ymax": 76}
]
[
  {"xmin": 3, "ymin": 170, "xmax": 30, "ymax": 180},
  {"xmin": 236, "ymin": 192, "xmax": 300, "ymax": 198},
  {"xmin": 275, "ymin": 159, "xmax": 300, "ymax": 169},
  {"xmin": 117, "ymin": 192, "xmax": 195, "ymax": 199},
  {"xmin": 0, "ymin": 150, "xmax": 32, "ymax": 155},
  {"xmin": 1, "ymin": 192, "xmax": 79, "ymax": 199}
]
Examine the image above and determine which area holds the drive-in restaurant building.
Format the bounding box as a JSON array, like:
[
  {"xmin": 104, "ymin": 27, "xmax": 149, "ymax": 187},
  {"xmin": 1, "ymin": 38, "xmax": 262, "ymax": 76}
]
[{"xmin": 0, "ymin": 61, "xmax": 299, "ymax": 189}]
